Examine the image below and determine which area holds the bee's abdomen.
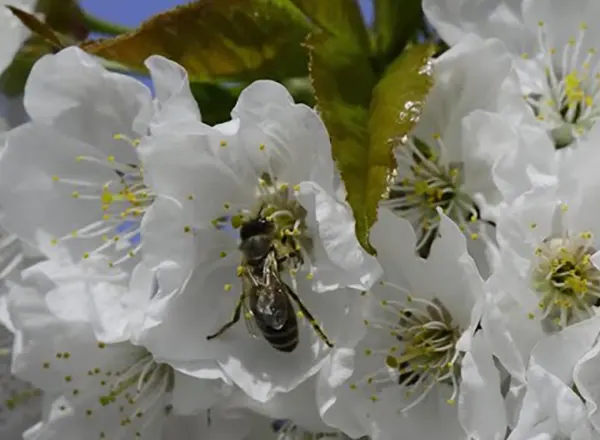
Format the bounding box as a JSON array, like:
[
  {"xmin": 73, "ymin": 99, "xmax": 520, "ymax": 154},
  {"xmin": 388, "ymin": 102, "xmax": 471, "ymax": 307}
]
[{"xmin": 256, "ymin": 313, "xmax": 299, "ymax": 353}]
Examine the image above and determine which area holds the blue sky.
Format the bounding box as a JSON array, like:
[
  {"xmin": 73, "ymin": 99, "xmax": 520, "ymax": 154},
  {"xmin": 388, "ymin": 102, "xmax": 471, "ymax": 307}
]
[{"xmin": 80, "ymin": 0, "xmax": 374, "ymax": 27}]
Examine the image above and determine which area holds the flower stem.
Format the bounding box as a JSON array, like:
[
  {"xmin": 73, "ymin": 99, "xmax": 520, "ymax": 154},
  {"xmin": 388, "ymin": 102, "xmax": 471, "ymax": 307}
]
[{"xmin": 82, "ymin": 12, "xmax": 132, "ymax": 36}]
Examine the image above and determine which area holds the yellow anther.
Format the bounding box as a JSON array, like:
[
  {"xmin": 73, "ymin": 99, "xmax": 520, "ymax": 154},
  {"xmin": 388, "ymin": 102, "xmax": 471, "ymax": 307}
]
[
  {"xmin": 50, "ymin": 238, "xmax": 58, "ymax": 246},
  {"xmin": 51, "ymin": 175, "xmax": 59, "ymax": 182},
  {"xmin": 101, "ymin": 190, "xmax": 113, "ymax": 205},
  {"xmin": 259, "ymin": 143, "xmax": 266, "ymax": 151},
  {"xmin": 565, "ymin": 72, "xmax": 584, "ymax": 105},
  {"xmin": 71, "ymin": 191, "xmax": 80, "ymax": 198},
  {"xmin": 83, "ymin": 252, "xmax": 90, "ymax": 259},
  {"xmin": 183, "ymin": 226, "xmax": 191, "ymax": 233},
  {"xmin": 219, "ymin": 140, "xmax": 227, "ymax": 147},
  {"xmin": 107, "ymin": 155, "xmax": 115, "ymax": 162},
  {"xmin": 224, "ymin": 284, "xmax": 232, "ymax": 292}
]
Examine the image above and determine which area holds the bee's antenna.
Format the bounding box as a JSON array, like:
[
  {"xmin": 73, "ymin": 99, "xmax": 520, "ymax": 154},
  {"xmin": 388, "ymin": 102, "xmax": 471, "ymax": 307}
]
[{"xmin": 257, "ymin": 202, "xmax": 267, "ymax": 217}]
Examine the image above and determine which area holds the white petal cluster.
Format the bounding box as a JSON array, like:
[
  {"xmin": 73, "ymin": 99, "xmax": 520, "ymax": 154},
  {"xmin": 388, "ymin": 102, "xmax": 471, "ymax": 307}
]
[{"xmin": 4, "ymin": 0, "xmax": 600, "ymax": 437}]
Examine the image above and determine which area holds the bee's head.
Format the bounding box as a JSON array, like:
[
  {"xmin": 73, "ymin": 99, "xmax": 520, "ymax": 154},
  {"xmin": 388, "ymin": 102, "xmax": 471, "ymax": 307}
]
[
  {"xmin": 239, "ymin": 215, "xmax": 276, "ymax": 264},
  {"xmin": 239, "ymin": 216, "xmax": 274, "ymax": 241}
]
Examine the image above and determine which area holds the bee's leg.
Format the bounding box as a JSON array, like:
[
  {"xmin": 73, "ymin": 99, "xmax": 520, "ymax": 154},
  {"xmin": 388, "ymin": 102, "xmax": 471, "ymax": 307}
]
[
  {"xmin": 286, "ymin": 290, "xmax": 334, "ymax": 348},
  {"xmin": 206, "ymin": 294, "xmax": 244, "ymax": 340}
]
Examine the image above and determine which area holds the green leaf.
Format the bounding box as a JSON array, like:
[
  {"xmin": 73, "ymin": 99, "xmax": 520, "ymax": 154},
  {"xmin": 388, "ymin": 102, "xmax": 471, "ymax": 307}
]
[
  {"xmin": 310, "ymin": 24, "xmax": 435, "ymax": 254},
  {"xmin": 369, "ymin": 43, "xmax": 436, "ymax": 211},
  {"xmin": 0, "ymin": 39, "xmax": 54, "ymax": 97},
  {"xmin": 307, "ymin": 2, "xmax": 378, "ymax": 253},
  {"xmin": 80, "ymin": 0, "xmax": 312, "ymax": 82},
  {"xmin": 36, "ymin": 0, "xmax": 89, "ymax": 41},
  {"xmin": 6, "ymin": 6, "xmax": 65, "ymax": 49},
  {"xmin": 189, "ymin": 82, "xmax": 239, "ymax": 126},
  {"xmin": 373, "ymin": 0, "xmax": 423, "ymax": 66},
  {"xmin": 290, "ymin": 0, "xmax": 370, "ymax": 50}
]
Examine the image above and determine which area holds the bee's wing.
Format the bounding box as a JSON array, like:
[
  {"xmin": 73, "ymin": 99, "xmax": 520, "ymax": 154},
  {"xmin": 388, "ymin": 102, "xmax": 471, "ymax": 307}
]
[
  {"xmin": 253, "ymin": 265, "xmax": 292, "ymax": 330},
  {"xmin": 240, "ymin": 272, "xmax": 261, "ymax": 339}
]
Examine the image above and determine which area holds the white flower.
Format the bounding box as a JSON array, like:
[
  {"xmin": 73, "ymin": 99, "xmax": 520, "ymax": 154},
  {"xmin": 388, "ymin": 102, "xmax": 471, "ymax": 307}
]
[
  {"xmin": 316, "ymin": 209, "xmax": 502, "ymax": 440},
  {"xmin": 480, "ymin": 160, "xmax": 600, "ymax": 433},
  {"xmin": 139, "ymin": 78, "xmax": 380, "ymax": 289},
  {"xmin": 0, "ymin": 46, "xmax": 197, "ymax": 272},
  {"xmin": 509, "ymin": 363, "xmax": 599, "ymax": 440},
  {"xmin": 425, "ymin": 0, "xmax": 600, "ymax": 149},
  {"xmin": 6, "ymin": 258, "xmax": 232, "ymax": 440},
  {"xmin": 382, "ymin": 35, "xmax": 536, "ymax": 275},
  {"xmin": 0, "ymin": 0, "xmax": 37, "ymax": 76},
  {"xmin": 135, "ymin": 79, "xmax": 381, "ymax": 401}
]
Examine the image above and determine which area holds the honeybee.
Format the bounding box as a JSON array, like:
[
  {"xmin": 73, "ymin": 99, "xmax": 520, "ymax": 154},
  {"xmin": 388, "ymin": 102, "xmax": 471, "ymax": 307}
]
[{"xmin": 206, "ymin": 208, "xmax": 333, "ymax": 352}]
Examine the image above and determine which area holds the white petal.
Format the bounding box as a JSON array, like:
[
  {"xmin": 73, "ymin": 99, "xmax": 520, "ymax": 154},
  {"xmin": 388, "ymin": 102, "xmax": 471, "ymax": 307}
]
[
  {"xmin": 144, "ymin": 55, "xmax": 201, "ymax": 132},
  {"xmin": 170, "ymin": 369, "xmax": 233, "ymax": 415},
  {"xmin": 25, "ymin": 47, "xmax": 151, "ymax": 143},
  {"xmin": 458, "ymin": 331, "xmax": 507, "ymax": 440},
  {"xmin": 480, "ymin": 292, "xmax": 527, "ymax": 383},
  {"xmin": 574, "ymin": 341, "xmax": 600, "ymax": 433},
  {"xmin": 296, "ymin": 181, "xmax": 382, "ymax": 292},
  {"xmin": 530, "ymin": 317, "xmax": 600, "ymax": 384},
  {"xmin": 423, "ymin": 0, "xmax": 531, "ymax": 53}
]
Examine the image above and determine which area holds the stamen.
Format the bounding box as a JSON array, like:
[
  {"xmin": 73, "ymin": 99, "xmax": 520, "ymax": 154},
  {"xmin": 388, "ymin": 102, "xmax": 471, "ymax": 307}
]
[
  {"xmin": 384, "ymin": 136, "xmax": 480, "ymax": 254},
  {"xmin": 351, "ymin": 284, "xmax": 462, "ymax": 413},
  {"xmin": 528, "ymin": 21, "xmax": 600, "ymax": 148},
  {"xmin": 52, "ymin": 142, "xmax": 152, "ymax": 267},
  {"xmin": 531, "ymin": 231, "xmax": 600, "ymax": 328}
]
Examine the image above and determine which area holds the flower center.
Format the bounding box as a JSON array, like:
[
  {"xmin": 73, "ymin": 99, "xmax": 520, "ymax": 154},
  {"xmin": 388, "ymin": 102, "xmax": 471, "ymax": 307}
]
[
  {"xmin": 350, "ymin": 284, "xmax": 462, "ymax": 412},
  {"xmin": 50, "ymin": 134, "xmax": 153, "ymax": 267},
  {"xmin": 525, "ymin": 21, "xmax": 600, "ymax": 148},
  {"xmin": 531, "ymin": 232, "xmax": 600, "ymax": 328},
  {"xmin": 384, "ymin": 135, "xmax": 480, "ymax": 253},
  {"xmin": 216, "ymin": 172, "xmax": 311, "ymax": 277}
]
